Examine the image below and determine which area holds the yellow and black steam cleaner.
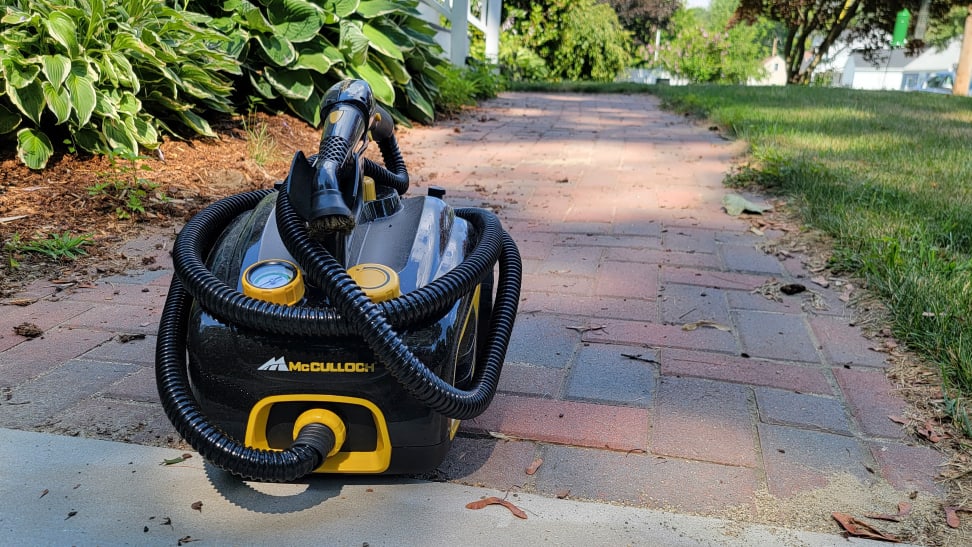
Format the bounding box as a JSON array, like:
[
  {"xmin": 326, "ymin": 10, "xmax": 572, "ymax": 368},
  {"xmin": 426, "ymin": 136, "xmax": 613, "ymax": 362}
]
[{"xmin": 155, "ymin": 80, "xmax": 521, "ymax": 481}]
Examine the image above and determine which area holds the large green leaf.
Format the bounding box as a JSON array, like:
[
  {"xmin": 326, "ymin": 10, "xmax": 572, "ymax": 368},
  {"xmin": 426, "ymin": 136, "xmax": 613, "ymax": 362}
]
[
  {"xmin": 289, "ymin": 88, "xmax": 321, "ymax": 125},
  {"xmin": 2, "ymin": 58, "xmax": 40, "ymax": 89},
  {"xmin": 264, "ymin": 67, "xmax": 314, "ymax": 100},
  {"xmin": 72, "ymin": 128, "xmax": 104, "ymax": 154},
  {"xmin": 125, "ymin": 115, "xmax": 159, "ymax": 147},
  {"xmin": 8, "ymin": 80, "xmax": 45, "ymax": 125},
  {"xmin": 403, "ymin": 80, "xmax": 433, "ymax": 124},
  {"xmin": 65, "ymin": 74, "xmax": 96, "ymax": 126},
  {"xmin": 328, "ymin": 0, "xmax": 360, "ymax": 18},
  {"xmin": 348, "ymin": 60, "xmax": 394, "ymax": 105},
  {"xmin": 178, "ymin": 109, "xmax": 216, "ymax": 137},
  {"xmin": 362, "ymin": 23, "xmax": 404, "ymax": 62},
  {"xmin": 103, "ymin": 117, "xmax": 137, "ymax": 154},
  {"xmin": 340, "ymin": 20, "xmax": 369, "ymax": 66},
  {"xmin": 42, "ymin": 82, "xmax": 71, "ymax": 124},
  {"xmin": 45, "ymin": 12, "xmax": 78, "ymax": 57},
  {"xmin": 249, "ymin": 71, "xmax": 278, "ymax": 99},
  {"xmin": 356, "ymin": 0, "xmax": 412, "ymax": 18},
  {"xmin": 294, "ymin": 51, "xmax": 335, "ymax": 74},
  {"xmin": 40, "ymin": 55, "xmax": 71, "ymax": 88},
  {"xmin": 16, "ymin": 128, "xmax": 54, "ymax": 170},
  {"xmin": 242, "ymin": 3, "xmax": 275, "ymax": 33},
  {"xmin": 256, "ymin": 33, "xmax": 297, "ymax": 66},
  {"xmin": 0, "ymin": 104, "xmax": 22, "ymax": 134},
  {"xmin": 373, "ymin": 55, "xmax": 410, "ymax": 85},
  {"xmin": 266, "ymin": 0, "xmax": 325, "ymax": 43}
]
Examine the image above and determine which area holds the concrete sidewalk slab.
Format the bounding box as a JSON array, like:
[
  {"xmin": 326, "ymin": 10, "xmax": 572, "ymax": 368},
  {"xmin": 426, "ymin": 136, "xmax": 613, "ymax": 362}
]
[{"xmin": 0, "ymin": 428, "xmax": 894, "ymax": 547}]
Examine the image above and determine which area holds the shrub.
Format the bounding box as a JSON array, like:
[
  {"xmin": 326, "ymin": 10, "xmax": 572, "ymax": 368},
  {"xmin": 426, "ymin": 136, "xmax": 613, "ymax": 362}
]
[
  {"xmin": 500, "ymin": 0, "xmax": 632, "ymax": 82},
  {"xmin": 191, "ymin": 0, "xmax": 447, "ymax": 125},
  {"xmin": 0, "ymin": 0, "xmax": 239, "ymax": 169}
]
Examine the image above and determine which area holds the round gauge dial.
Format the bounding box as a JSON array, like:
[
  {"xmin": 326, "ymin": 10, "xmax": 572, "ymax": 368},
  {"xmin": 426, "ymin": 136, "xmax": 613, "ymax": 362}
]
[
  {"xmin": 247, "ymin": 261, "xmax": 297, "ymax": 289},
  {"xmin": 242, "ymin": 260, "xmax": 305, "ymax": 305}
]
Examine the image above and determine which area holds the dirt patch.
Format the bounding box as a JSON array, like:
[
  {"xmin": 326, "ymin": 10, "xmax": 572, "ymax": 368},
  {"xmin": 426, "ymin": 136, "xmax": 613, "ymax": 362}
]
[{"xmin": 0, "ymin": 112, "xmax": 321, "ymax": 297}]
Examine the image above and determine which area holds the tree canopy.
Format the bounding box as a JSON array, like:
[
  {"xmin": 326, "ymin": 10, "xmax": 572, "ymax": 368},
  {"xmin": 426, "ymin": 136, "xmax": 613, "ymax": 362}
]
[
  {"xmin": 656, "ymin": 0, "xmax": 775, "ymax": 84},
  {"xmin": 734, "ymin": 0, "xmax": 968, "ymax": 84}
]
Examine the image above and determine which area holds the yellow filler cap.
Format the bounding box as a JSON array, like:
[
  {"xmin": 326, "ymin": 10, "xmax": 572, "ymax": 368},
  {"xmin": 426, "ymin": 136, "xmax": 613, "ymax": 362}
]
[
  {"xmin": 242, "ymin": 259, "xmax": 305, "ymax": 306},
  {"xmin": 347, "ymin": 263, "xmax": 400, "ymax": 303}
]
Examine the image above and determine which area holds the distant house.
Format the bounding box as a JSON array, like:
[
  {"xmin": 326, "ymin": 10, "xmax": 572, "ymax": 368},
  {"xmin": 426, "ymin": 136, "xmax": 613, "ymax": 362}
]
[
  {"xmin": 839, "ymin": 40, "xmax": 961, "ymax": 90},
  {"xmin": 749, "ymin": 54, "xmax": 787, "ymax": 86}
]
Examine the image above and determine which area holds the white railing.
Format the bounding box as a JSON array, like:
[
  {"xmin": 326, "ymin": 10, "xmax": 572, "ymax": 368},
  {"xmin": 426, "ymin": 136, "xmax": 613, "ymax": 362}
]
[{"xmin": 417, "ymin": 0, "xmax": 500, "ymax": 66}]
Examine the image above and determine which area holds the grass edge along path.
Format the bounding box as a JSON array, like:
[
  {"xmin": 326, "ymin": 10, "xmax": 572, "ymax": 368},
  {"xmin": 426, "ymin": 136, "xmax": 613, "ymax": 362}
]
[{"xmin": 648, "ymin": 84, "xmax": 972, "ymax": 438}]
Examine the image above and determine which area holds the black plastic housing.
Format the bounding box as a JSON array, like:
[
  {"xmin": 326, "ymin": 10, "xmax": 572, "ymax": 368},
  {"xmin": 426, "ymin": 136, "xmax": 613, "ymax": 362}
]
[{"xmin": 185, "ymin": 192, "xmax": 480, "ymax": 474}]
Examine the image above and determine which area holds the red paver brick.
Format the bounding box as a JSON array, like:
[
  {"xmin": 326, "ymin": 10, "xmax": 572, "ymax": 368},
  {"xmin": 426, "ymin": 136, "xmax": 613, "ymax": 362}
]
[
  {"xmin": 661, "ymin": 266, "xmax": 768, "ymax": 291},
  {"xmin": 498, "ymin": 363, "xmax": 564, "ymax": 398},
  {"xmin": 662, "ymin": 348, "xmax": 833, "ymax": 394},
  {"xmin": 659, "ymin": 284, "xmax": 731, "ymax": 325},
  {"xmin": 463, "ymin": 394, "xmax": 648, "ymax": 451},
  {"xmin": 65, "ymin": 282, "xmax": 169, "ymax": 307},
  {"xmin": 651, "ymin": 376, "xmax": 758, "ymax": 467},
  {"xmin": 62, "ymin": 303, "xmax": 163, "ymax": 335},
  {"xmin": 759, "ymin": 423, "xmax": 873, "ymax": 498},
  {"xmin": 595, "ymin": 260, "xmax": 658, "ymax": 300},
  {"xmin": 0, "ymin": 327, "xmax": 113, "ymax": 387},
  {"xmin": 661, "ymin": 227, "xmax": 719, "ymax": 254},
  {"xmin": 566, "ymin": 344, "xmax": 657, "ymax": 407},
  {"xmin": 0, "ymin": 300, "xmax": 95, "ymax": 351},
  {"xmin": 834, "ymin": 368, "xmax": 909, "ymax": 440},
  {"xmin": 719, "ymin": 244, "xmax": 784, "ymax": 275},
  {"xmin": 755, "ymin": 387, "xmax": 852, "ymax": 435},
  {"xmin": 43, "ymin": 397, "xmax": 178, "ymax": 446},
  {"xmin": 733, "ymin": 310, "xmax": 820, "ymax": 363},
  {"xmin": 0, "ymin": 359, "xmax": 137, "ymax": 428},
  {"xmin": 517, "ymin": 291, "xmax": 658, "ymax": 322},
  {"xmin": 522, "ymin": 272, "xmax": 593, "ymax": 296},
  {"xmin": 538, "ymin": 245, "xmax": 603, "ymax": 276},
  {"xmin": 869, "ymin": 441, "xmax": 945, "ymax": 496},
  {"xmin": 505, "ymin": 314, "xmax": 581, "ymax": 368},
  {"xmin": 582, "ymin": 319, "xmax": 738, "ymax": 354},
  {"xmin": 810, "ymin": 316, "xmax": 889, "ymax": 368},
  {"xmin": 605, "ymin": 247, "xmax": 720, "ymax": 268},
  {"xmin": 533, "ymin": 444, "xmax": 758, "ymax": 514},
  {"xmin": 101, "ymin": 366, "xmax": 161, "ymax": 403},
  {"xmin": 436, "ymin": 437, "xmax": 539, "ymax": 490}
]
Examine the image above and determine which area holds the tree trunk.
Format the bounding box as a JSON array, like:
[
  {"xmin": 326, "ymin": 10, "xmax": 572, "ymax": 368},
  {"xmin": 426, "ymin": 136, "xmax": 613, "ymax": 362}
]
[{"xmin": 954, "ymin": 5, "xmax": 972, "ymax": 97}]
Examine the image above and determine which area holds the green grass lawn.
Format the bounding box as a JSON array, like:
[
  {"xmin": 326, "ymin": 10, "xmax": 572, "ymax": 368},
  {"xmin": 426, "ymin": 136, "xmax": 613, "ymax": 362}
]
[{"xmin": 648, "ymin": 85, "xmax": 972, "ymax": 433}]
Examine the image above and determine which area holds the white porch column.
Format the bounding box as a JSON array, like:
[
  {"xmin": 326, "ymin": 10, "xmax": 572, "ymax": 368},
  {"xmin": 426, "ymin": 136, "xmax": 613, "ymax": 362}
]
[
  {"xmin": 484, "ymin": 0, "xmax": 501, "ymax": 64},
  {"xmin": 450, "ymin": 0, "xmax": 469, "ymax": 66}
]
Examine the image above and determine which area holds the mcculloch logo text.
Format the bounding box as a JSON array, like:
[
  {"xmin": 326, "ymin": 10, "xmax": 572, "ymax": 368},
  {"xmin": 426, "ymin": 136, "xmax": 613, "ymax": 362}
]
[{"xmin": 258, "ymin": 357, "xmax": 375, "ymax": 373}]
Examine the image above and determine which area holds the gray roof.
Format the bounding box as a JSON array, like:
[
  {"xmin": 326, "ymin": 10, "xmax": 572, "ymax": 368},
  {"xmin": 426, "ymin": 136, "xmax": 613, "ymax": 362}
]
[{"xmin": 847, "ymin": 49, "xmax": 918, "ymax": 70}]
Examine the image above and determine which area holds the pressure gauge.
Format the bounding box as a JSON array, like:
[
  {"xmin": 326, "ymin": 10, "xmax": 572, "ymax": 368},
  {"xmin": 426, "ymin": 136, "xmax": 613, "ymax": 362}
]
[{"xmin": 242, "ymin": 260, "xmax": 305, "ymax": 305}]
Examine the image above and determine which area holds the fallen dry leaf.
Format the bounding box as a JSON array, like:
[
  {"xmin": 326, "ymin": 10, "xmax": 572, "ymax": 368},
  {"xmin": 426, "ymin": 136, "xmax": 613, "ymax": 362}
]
[
  {"xmin": 178, "ymin": 536, "xmax": 199, "ymax": 545},
  {"xmin": 916, "ymin": 421, "xmax": 943, "ymax": 443},
  {"xmin": 191, "ymin": 501, "xmax": 203, "ymax": 512},
  {"xmin": 162, "ymin": 453, "xmax": 193, "ymax": 465},
  {"xmin": 681, "ymin": 320, "xmax": 731, "ymax": 332},
  {"xmin": 810, "ymin": 276, "xmax": 830, "ymax": 288},
  {"xmin": 565, "ymin": 325, "xmax": 606, "ymax": 333},
  {"xmin": 525, "ymin": 458, "xmax": 543, "ymax": 475},
  {"xmin": 888, "ymin": 415, "xmax": 908, "ymax": 425},
  {"xmin": 39, "ymin": 489, "xmax": 49, "ymax": 498},
  {"xmin": 465, "ymin": 497, "xmax": 527, "ymax": 519},
  {"xmin": 946, "ymin": 507, "xmax": 960, "ymax": 528},
  {"xmin": 832, "ymin": 512, "xmax": 899, "ymax": 542}
]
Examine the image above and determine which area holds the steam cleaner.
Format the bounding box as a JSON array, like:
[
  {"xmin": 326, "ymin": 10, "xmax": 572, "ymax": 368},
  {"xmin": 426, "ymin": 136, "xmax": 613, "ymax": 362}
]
[{"xmin": 155, "ymin": 80, "xmax": 521, "ymax": 481}]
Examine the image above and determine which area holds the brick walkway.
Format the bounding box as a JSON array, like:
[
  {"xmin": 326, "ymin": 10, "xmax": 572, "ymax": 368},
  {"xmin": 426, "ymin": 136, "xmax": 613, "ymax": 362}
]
[{"xmin": 0, "ymin": 93, "xmax": 945, "ymax": 528}]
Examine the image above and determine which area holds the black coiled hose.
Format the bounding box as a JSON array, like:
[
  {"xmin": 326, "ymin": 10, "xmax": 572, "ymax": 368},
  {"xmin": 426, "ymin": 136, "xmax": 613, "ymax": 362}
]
[
  {"xmin": 363, "ymin": 132, "xmax": 409, "ymax": 195},
  {"xmin": 156, "ymin": 186, "xmax": 521, "ymax": 480}
]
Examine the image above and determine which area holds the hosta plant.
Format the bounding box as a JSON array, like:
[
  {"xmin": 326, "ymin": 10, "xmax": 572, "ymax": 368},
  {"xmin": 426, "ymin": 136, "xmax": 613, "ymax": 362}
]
[
  {"xmin": 0, "ymin": 0, "xmax": 239, "ymax": 169},
  {"xmin": 193, "ymin": 0, "xmax": 447, "ymax": 125}
]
